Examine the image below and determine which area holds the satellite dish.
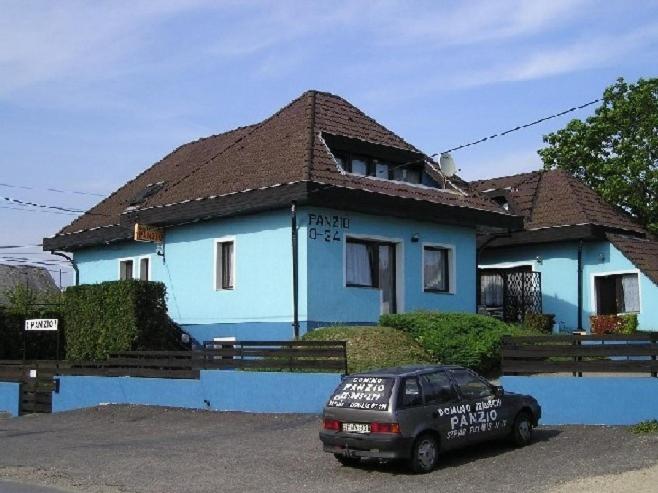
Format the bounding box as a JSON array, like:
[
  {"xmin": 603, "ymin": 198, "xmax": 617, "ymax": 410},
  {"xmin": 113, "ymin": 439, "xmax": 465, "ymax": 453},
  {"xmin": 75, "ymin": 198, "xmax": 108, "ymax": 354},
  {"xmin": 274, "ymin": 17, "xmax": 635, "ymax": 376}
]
[{"xmin": 439, "ymin": 152, "xmax": 457, "ymax": 177}]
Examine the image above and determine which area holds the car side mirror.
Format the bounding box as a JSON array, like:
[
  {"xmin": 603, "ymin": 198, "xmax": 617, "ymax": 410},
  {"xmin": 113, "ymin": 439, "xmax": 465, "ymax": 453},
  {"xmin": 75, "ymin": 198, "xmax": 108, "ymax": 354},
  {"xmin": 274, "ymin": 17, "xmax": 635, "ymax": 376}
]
[{"xmin": 493, "ymin": 385, "xmax": 504, "ymax": 397}]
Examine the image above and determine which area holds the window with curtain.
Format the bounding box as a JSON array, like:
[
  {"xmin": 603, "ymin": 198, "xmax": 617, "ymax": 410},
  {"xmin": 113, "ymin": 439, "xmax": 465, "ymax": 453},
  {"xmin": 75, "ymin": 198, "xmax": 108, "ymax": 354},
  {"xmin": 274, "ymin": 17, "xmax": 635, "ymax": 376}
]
[
  {"xmin": 595, "ymin": 273, "xmax": 640, "ymax": 314},
  {"xmin": 424, "ymin": 246, "xmax": 450, "ymax": 292},
  {"xmin": 119, "ymin": 259, "xmax": 133, "ymax": 280},
  {"xmin": 215, "ymin": 240, "xmax": 235, "ymax": 290},
  {"xmin": 346, "ymin": 240, "xmax": 377, "ymax": 287}
]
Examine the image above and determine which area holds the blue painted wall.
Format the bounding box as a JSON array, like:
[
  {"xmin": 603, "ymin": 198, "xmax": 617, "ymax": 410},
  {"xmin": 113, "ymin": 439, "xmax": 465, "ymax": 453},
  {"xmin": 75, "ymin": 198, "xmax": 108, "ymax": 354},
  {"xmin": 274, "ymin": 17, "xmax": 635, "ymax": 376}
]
[
  {"xmin": 74, "ymin": 207, "xmax": 477, "ymax": 339},
  {"xmin": 75, "ymin": 209, "xmax": 307, "ymax": 340},
  {"xmin": 53, "ymin": 371, "xmax": 341, "ymax": 414},
  {"xmin": 502, "ymin": 376, "xmax": 658, "ymax": 425},
  {"xmin": 304, "ymin": 207, "xmax": 477, "ymax": 325},
  {"xmin": 0, "ymin": 382, "xmax": 20, "ymax": 417},
  {"xmin": 480, "ymin": 241, "xmax": 658, "ymax": 331}
]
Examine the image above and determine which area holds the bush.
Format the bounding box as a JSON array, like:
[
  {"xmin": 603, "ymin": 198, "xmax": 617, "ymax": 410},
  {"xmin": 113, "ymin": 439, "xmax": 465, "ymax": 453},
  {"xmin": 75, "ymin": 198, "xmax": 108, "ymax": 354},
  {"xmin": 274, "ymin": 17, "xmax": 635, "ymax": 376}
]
[
  {"xmin": 590, "ymin": 314, "xmax": 638, "ymax": 335},
  {"xmin": 523, "ymin": 313, "xmax": 555, "ymax": 333},
  {"xmin": 0, "ymin": 285, "xmax": 64, "ymax": 360},
  {"xmin": 63, "ymin": 280, "xmax": 183, "ymax": 360},
  {"xmin": 380, "ymin": 311, "xmax": 535, "ymax": 375},
  {"xmin": 302, "ymin": 326, "xmax": 432, "ymax": 374}
]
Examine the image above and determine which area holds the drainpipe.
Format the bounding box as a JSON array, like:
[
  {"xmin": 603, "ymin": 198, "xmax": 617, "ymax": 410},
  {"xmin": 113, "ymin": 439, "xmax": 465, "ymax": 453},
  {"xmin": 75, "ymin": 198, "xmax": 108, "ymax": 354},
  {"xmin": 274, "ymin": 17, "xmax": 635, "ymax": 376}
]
[
  {"xmin": 291, "ymin": 201, "xmax": 300, "ymax": 339},
  {"xmin": 577, "ymin": 241, "xmax": 583, "ymax": 331},
  {"xmin": 51, "ymin": 251, "xmax": 79, "ymax": 286}
]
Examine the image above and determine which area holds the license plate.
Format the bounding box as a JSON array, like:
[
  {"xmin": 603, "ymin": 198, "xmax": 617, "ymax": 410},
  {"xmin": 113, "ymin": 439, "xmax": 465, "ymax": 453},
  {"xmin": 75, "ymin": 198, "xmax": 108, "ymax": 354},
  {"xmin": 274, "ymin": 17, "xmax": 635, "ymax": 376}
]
[{"xmin": 342, "ymin": 423, "xmax": 370, "ymax": 434}]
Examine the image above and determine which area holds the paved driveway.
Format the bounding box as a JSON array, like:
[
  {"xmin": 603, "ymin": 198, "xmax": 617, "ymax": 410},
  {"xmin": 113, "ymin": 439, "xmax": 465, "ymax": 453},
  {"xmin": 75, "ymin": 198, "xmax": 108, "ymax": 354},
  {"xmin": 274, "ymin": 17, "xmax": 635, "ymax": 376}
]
[{"xmin": 0, "ymin": 406, "xmax": 657, "ymax": 493}]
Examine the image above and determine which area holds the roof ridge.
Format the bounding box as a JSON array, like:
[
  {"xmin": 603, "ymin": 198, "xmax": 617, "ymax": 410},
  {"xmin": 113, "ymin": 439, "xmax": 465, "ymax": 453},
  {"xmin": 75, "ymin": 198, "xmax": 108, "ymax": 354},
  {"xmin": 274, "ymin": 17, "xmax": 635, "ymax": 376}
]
[
  {"xmin": 306, "ymin": 91, "xmax": 317, "ymax": 181},
  {"xmin": 472, "ymin": 169, "xmax": 541, "ymax": 185}
]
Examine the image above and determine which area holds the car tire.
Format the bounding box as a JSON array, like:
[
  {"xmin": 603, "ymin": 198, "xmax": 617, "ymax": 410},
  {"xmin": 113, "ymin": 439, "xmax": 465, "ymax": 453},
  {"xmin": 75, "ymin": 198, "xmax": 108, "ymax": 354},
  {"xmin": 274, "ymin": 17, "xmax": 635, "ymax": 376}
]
[
  {"xmin": 511, "ymin": 411, "xmax": 533, "ymax": 447},
  {"xmin": 334, "ymin": 454, "xmax": 360, "ymax": 467},
  {"xmin": 408, "ymin": 433, "xmax": 439, "ymax": 474}
]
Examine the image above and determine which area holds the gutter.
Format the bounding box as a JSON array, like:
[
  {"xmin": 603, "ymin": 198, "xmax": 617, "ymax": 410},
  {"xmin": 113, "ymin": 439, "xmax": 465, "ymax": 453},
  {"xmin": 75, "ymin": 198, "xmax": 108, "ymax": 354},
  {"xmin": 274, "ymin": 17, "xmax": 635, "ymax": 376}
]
[{"xmin": 50, "ymin": 251, "xmax": 79, "ymax": 286}]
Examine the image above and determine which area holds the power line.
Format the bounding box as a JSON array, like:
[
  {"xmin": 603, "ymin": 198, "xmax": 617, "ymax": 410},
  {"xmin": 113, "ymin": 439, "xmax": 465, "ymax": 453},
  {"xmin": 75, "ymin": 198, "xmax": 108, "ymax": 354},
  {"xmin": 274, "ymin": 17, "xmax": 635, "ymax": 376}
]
[
  {"xmin": 438, "ymin": 98, "xmax": 601, "ymax": 154},
  {"xmin": 0, "ymin": 244, "xmax": 42, "ymax": 249},
  {"xmin": 0, "ymin": 205, "xmax": 79, "ymax": 216},
  {"xmin": 0, "ymin": 181, "xmax": 105, "ymax": 197},
  {"xmin": 1, "ymin": 196, "xmax": 108, "ymax": 216}
]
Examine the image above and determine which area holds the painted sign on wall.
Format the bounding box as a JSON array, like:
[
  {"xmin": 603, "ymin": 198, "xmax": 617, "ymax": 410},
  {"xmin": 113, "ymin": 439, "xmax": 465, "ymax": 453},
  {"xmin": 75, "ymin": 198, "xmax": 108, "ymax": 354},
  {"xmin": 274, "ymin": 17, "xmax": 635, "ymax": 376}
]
[
  {"xmin": 307, "ymin": 213, "xmax": 350, "ymax": 242},
  {"xmin": 134, "ymin": 223, "xmax": 164, "ymax": 243}
]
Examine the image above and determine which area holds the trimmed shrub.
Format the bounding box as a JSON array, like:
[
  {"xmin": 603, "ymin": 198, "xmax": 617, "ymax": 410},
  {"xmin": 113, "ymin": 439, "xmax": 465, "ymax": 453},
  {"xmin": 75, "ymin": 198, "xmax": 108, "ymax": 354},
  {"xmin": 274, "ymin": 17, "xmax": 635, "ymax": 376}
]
[
  {"xmin": 302, "ymin": 326, "xmax": 432, "ymax": 374},
  {"xmin": 524, "ymin": 313, "xmax": 555, "ymax": 333},
  {"xmin": 380, "ymin": 311, "xmax": 535, "ymax": 375},
  {"xmin": 63, "ymin": 280, "xmax": 182, "ymax": 360}
]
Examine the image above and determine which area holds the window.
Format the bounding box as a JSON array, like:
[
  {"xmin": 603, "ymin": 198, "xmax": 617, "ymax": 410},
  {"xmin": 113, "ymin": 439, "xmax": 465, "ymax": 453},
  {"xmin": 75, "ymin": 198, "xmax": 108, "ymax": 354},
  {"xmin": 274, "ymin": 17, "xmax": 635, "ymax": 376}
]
[
  {"xmin": 420, "ymin": 372, "xmax": 457, "ymax": 404},
  {"xmin": 399, "ymin": 377, "xmax": 423, "ymax": 408},
  {"xmin": 119, "ymin": 259, "xmax": 133, "ymax": 280},
  {"xmin": 451, "ymin": 369, "xmax": 493, "ymax": 400},
  {"xmin": 375, "ymin": 160, "xmax": 391, "ymax": 179},
  {"xmin": 346, "ymin": 239, "xmax": 378, "ymax": 287},
  {"xmin": 350, "ymin": 157, "xmax": 369, "ymax": 176},
  {"xmin": 424, "ymin": 246, "xmax": 451, "ymax": 292},
  {"xmin": 215, "ymin": 240, "xmax": 235, "ymax": 290},
  {"xmin": 595, "ymin": 273, "xmax": 640, "ymax": 315},
  {"xmin": 332, "ymin": 150, "xmax": 436, "ymax": 187},
  {"xmin": 394, "ymin": 166, "xmax": 421, "ymax": 184},
  {"xmin": 139, "ymin": 257, "xmax": 150, "ymax": 281}
]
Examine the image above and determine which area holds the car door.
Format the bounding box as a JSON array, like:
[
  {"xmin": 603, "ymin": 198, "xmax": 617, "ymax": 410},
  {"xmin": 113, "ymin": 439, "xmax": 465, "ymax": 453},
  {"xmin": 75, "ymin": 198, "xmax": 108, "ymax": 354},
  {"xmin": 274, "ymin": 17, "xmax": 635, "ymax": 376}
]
[
  {"xmin": 448, "ymin": 368, "xmax": 506, "ymax": 445},
  {"xmin": 418, "ymin": 371, "xmax": 469, "ymax": 450}
]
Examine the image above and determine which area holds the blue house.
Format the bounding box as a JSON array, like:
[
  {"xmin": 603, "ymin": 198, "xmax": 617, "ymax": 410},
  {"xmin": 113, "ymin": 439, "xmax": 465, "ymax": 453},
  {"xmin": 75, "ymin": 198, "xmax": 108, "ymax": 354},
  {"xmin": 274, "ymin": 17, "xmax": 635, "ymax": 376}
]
[
  {"xmin": 43, "ymin": 91, "xmax": 518, "ymax": 342},
  {"xmin": 473, "ymin": 170, "xmax": 658, "ymax": 332}
]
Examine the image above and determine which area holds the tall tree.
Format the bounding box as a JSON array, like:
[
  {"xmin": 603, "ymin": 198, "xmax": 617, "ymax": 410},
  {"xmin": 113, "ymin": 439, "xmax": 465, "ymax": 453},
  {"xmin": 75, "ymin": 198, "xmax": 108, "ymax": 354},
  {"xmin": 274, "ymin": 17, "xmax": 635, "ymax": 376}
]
[{"xmin": 539, "ymin": 77, "xmax": 658, "ymax": 234}]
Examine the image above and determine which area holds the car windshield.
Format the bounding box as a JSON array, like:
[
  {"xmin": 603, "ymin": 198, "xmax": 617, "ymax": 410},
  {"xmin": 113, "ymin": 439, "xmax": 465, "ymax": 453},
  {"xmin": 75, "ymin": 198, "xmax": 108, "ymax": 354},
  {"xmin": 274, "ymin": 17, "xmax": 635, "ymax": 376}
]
[{"xmin": 327, "ymin": 376, "xmax": 394, "ymax": 411}]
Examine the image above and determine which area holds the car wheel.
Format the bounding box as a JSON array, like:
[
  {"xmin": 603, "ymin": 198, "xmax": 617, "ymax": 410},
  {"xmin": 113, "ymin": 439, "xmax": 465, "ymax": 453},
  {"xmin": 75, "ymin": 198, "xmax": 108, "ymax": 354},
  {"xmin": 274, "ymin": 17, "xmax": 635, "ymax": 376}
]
[
  {"xmin": 408, "ymin": 433, "xmax": 439, "ymax": 474},
  {"xmin": 511, "ymin": 411, "xmax": 533, "ymax": 447},
  {"xmin": 334, "ymin": 453, "xmax": 360, "ymax": 467}
]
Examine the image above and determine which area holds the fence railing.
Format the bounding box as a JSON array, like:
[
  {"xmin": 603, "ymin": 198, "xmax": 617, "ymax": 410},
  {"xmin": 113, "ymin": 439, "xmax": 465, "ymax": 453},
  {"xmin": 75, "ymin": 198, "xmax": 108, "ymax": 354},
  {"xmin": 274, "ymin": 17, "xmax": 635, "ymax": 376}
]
[{"xmin": 502, "ymin": 333, "xmax": 658, "ymax": 377}]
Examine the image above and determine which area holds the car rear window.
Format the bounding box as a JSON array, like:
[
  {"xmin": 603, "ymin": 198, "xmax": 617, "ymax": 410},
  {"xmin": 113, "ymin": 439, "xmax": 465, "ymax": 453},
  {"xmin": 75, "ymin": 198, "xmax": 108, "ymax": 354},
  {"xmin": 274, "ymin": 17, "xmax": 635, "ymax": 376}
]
[{"xmin": 327, "ymin": 376, "xmax": 394, "ymax": 411}]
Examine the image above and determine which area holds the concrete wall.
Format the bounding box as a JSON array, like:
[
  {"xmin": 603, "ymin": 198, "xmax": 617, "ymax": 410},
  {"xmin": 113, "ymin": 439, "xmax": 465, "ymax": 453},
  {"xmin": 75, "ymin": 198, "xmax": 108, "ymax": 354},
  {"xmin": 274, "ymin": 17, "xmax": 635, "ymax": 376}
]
[
  {"xmin": 480, "ymin": 240, "xmax": 658, "ymax": 331},
  {"xmin": 304, "ymin": 206, "xmax": 477, "ymax": 325},
  {"xmin": 501, "ymin": 376, "xmax": 658, "ymax": 425},
  {"xmin": 0, "ymin": 382, "xmax": 20, "ymax": 417},
  {"xmin": 52, "ymin": 371, "xmax": 342, "ymax": 414}
]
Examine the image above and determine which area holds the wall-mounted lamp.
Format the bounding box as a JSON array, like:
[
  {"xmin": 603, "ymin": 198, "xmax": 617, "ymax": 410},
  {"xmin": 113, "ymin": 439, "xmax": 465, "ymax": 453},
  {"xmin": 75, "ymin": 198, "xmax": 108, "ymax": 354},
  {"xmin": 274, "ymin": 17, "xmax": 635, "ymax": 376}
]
[
  {"xmin": 536, "ymin": 256, "xmax": 543, "ymax": 265},
  {"xmin": 411, "ymin": 234, "xmax": 420, "ymax": 243}
]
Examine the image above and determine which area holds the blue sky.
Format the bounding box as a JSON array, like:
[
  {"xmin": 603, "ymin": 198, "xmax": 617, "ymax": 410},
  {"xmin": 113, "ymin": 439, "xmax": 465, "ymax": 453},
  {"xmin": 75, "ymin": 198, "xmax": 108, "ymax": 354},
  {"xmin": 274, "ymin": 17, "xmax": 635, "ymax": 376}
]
[{"xmin": 1, "ymin": 0, "xmax": 657, "ymax": 285}]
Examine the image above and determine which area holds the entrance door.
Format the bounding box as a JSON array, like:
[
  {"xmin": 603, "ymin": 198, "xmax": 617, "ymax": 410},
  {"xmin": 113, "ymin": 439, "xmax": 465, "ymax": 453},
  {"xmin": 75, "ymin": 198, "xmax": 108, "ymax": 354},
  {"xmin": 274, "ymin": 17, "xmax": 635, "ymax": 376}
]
[{"xmin": 379, "ymin": 244, "xmax": 397, "ymax": 314}]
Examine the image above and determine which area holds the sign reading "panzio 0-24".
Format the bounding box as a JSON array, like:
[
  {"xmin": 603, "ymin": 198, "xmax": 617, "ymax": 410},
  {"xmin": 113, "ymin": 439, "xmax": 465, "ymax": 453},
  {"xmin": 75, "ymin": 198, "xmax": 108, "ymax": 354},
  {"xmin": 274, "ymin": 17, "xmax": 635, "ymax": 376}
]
[
  {"xmin": 25, "ymin": 319, "xmax": 58, "ymax": 331},
  {"xmin": 134, "ymin": 223, "xmax": 164, "ymax": 243}
]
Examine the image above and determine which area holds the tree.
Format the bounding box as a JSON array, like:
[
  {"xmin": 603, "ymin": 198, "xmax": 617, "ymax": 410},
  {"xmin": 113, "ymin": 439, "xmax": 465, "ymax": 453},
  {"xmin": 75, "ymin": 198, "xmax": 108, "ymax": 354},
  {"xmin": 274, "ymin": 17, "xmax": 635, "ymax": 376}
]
[{"xmin": 539, "ymin": 77, "xmax": 658, "ymax": 234}]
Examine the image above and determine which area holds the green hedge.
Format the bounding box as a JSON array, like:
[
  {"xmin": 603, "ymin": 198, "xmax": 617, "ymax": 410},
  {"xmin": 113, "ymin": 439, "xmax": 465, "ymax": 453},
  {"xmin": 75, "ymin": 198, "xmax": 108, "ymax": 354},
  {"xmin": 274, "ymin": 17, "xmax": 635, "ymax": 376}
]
[
  {"xmin": 302, "ymin": 326, "xmax": 432, "ymax": 374},
  {"xmin": 380, "ymin": 311, "xmax": 536, "ymax": 375},
  {"xmin": 63, "ymin": 280, "xmax": 182, "ymax": 360}
]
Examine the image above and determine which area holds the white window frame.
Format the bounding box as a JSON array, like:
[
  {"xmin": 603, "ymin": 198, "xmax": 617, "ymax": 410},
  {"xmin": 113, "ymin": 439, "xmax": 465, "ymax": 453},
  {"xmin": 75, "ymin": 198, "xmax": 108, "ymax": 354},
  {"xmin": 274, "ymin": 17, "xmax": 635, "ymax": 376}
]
[
  {"xmin": 117, "ymin": 257, "xmax": 135, "ymax": 280},
  {"xmin": 137, "ymin": 255, "xmax": 152, "ymax": 281},
  {"xmin": 214, "ymin": 236, "xmax": 236, "ymax": 291},
  {"xmin": 422, "ymin": 242, "xmax": 456, "ymax": 295},
  {"xmin": 343, "ymin": 233, "xmax": 405, "ymax": 314},
  {"xmin": 590, "ymin": 269, "xmax": 642, "ymax": 316}
]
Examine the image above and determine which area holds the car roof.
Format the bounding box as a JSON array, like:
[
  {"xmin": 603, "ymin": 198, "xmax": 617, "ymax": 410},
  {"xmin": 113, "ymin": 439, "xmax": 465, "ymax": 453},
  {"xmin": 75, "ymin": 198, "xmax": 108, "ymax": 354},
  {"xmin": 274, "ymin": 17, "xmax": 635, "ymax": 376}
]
[{"xmin": 351, "ymin": 364, "xmax": 465, "ymax": 378}]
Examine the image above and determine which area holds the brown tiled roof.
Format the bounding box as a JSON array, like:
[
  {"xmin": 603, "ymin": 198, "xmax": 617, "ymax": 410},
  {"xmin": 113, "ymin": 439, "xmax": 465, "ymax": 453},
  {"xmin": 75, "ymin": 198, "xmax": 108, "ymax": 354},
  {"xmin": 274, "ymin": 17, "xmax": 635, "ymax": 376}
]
[
  {"xmin": 53, "ymin": 91, "xmax": 511, "ymax": 239},
  {"xmin": 607, "ymin": 234, "xmax": 658, "ymax": 285},
  {"xmin": 472, "ymin": 169, "xmax": 644, "ymax": 234}
]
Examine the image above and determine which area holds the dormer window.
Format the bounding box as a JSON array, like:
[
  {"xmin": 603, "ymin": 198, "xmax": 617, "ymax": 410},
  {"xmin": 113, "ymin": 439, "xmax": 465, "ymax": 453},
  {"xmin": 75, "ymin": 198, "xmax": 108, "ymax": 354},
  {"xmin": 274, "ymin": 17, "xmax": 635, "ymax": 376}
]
[{"xmin": 334, "ymin": 152, "xmax": 425, "ymax": 185}]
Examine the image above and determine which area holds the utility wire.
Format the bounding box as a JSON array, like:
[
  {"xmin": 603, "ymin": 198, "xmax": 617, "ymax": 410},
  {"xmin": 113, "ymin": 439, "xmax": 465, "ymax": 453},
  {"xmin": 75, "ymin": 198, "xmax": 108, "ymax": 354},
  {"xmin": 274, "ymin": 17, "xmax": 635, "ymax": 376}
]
[
  {"xmin": 0, "ymin": 181, "xmax": 105, "ymax": 197},
  {"xmin": 0, "ymin": 244, "xmax": 42, "ymax": 249},
  {"xmin": 438, "ymin": 98, "xmax": 601, "ymax": 154},
  {"xmin": 0, "ymin": 205, "xmax": 79, "ymax": 216},
  {"xmin": 1, "ymin": 196, "xmax": 108, "ymax": 216}
]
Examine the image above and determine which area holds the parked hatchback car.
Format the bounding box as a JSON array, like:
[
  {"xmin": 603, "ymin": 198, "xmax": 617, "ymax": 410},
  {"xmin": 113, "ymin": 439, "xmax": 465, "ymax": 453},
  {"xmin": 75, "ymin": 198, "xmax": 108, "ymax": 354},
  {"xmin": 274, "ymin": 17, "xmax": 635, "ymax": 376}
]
[{"xmin": 319, "ymin": 365, "xmax": 541, "ymax": 473}]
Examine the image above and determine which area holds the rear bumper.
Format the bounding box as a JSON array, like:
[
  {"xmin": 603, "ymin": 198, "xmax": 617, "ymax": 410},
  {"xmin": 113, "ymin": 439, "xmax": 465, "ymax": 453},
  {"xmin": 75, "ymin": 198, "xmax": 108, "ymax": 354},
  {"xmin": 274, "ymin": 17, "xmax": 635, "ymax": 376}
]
[{"xmin": 319, "ymin": 432, "xmax": 414, "ymax": 459}]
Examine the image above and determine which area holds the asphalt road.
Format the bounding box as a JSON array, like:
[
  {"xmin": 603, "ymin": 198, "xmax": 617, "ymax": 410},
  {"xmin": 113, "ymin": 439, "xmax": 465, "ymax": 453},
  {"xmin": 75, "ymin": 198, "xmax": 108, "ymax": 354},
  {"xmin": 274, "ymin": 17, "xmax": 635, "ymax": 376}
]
[{"xmin": 0, "ymin": 405, "xmax": 657, "ymax": 493}]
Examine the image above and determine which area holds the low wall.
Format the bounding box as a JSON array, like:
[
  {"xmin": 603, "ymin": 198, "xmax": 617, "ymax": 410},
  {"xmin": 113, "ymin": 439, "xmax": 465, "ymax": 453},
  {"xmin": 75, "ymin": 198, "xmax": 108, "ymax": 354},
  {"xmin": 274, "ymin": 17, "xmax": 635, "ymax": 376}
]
[
  {"xmin": 501, "ymin": 376, "xmax": 658, "ymax": 425},
  {"xmin": 0, "ymin": 382, "xmax": 20, "ymax": 417},
  {"xmin": 53, "ymin": 371, "xmax": 342, "ymax": 414}
]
